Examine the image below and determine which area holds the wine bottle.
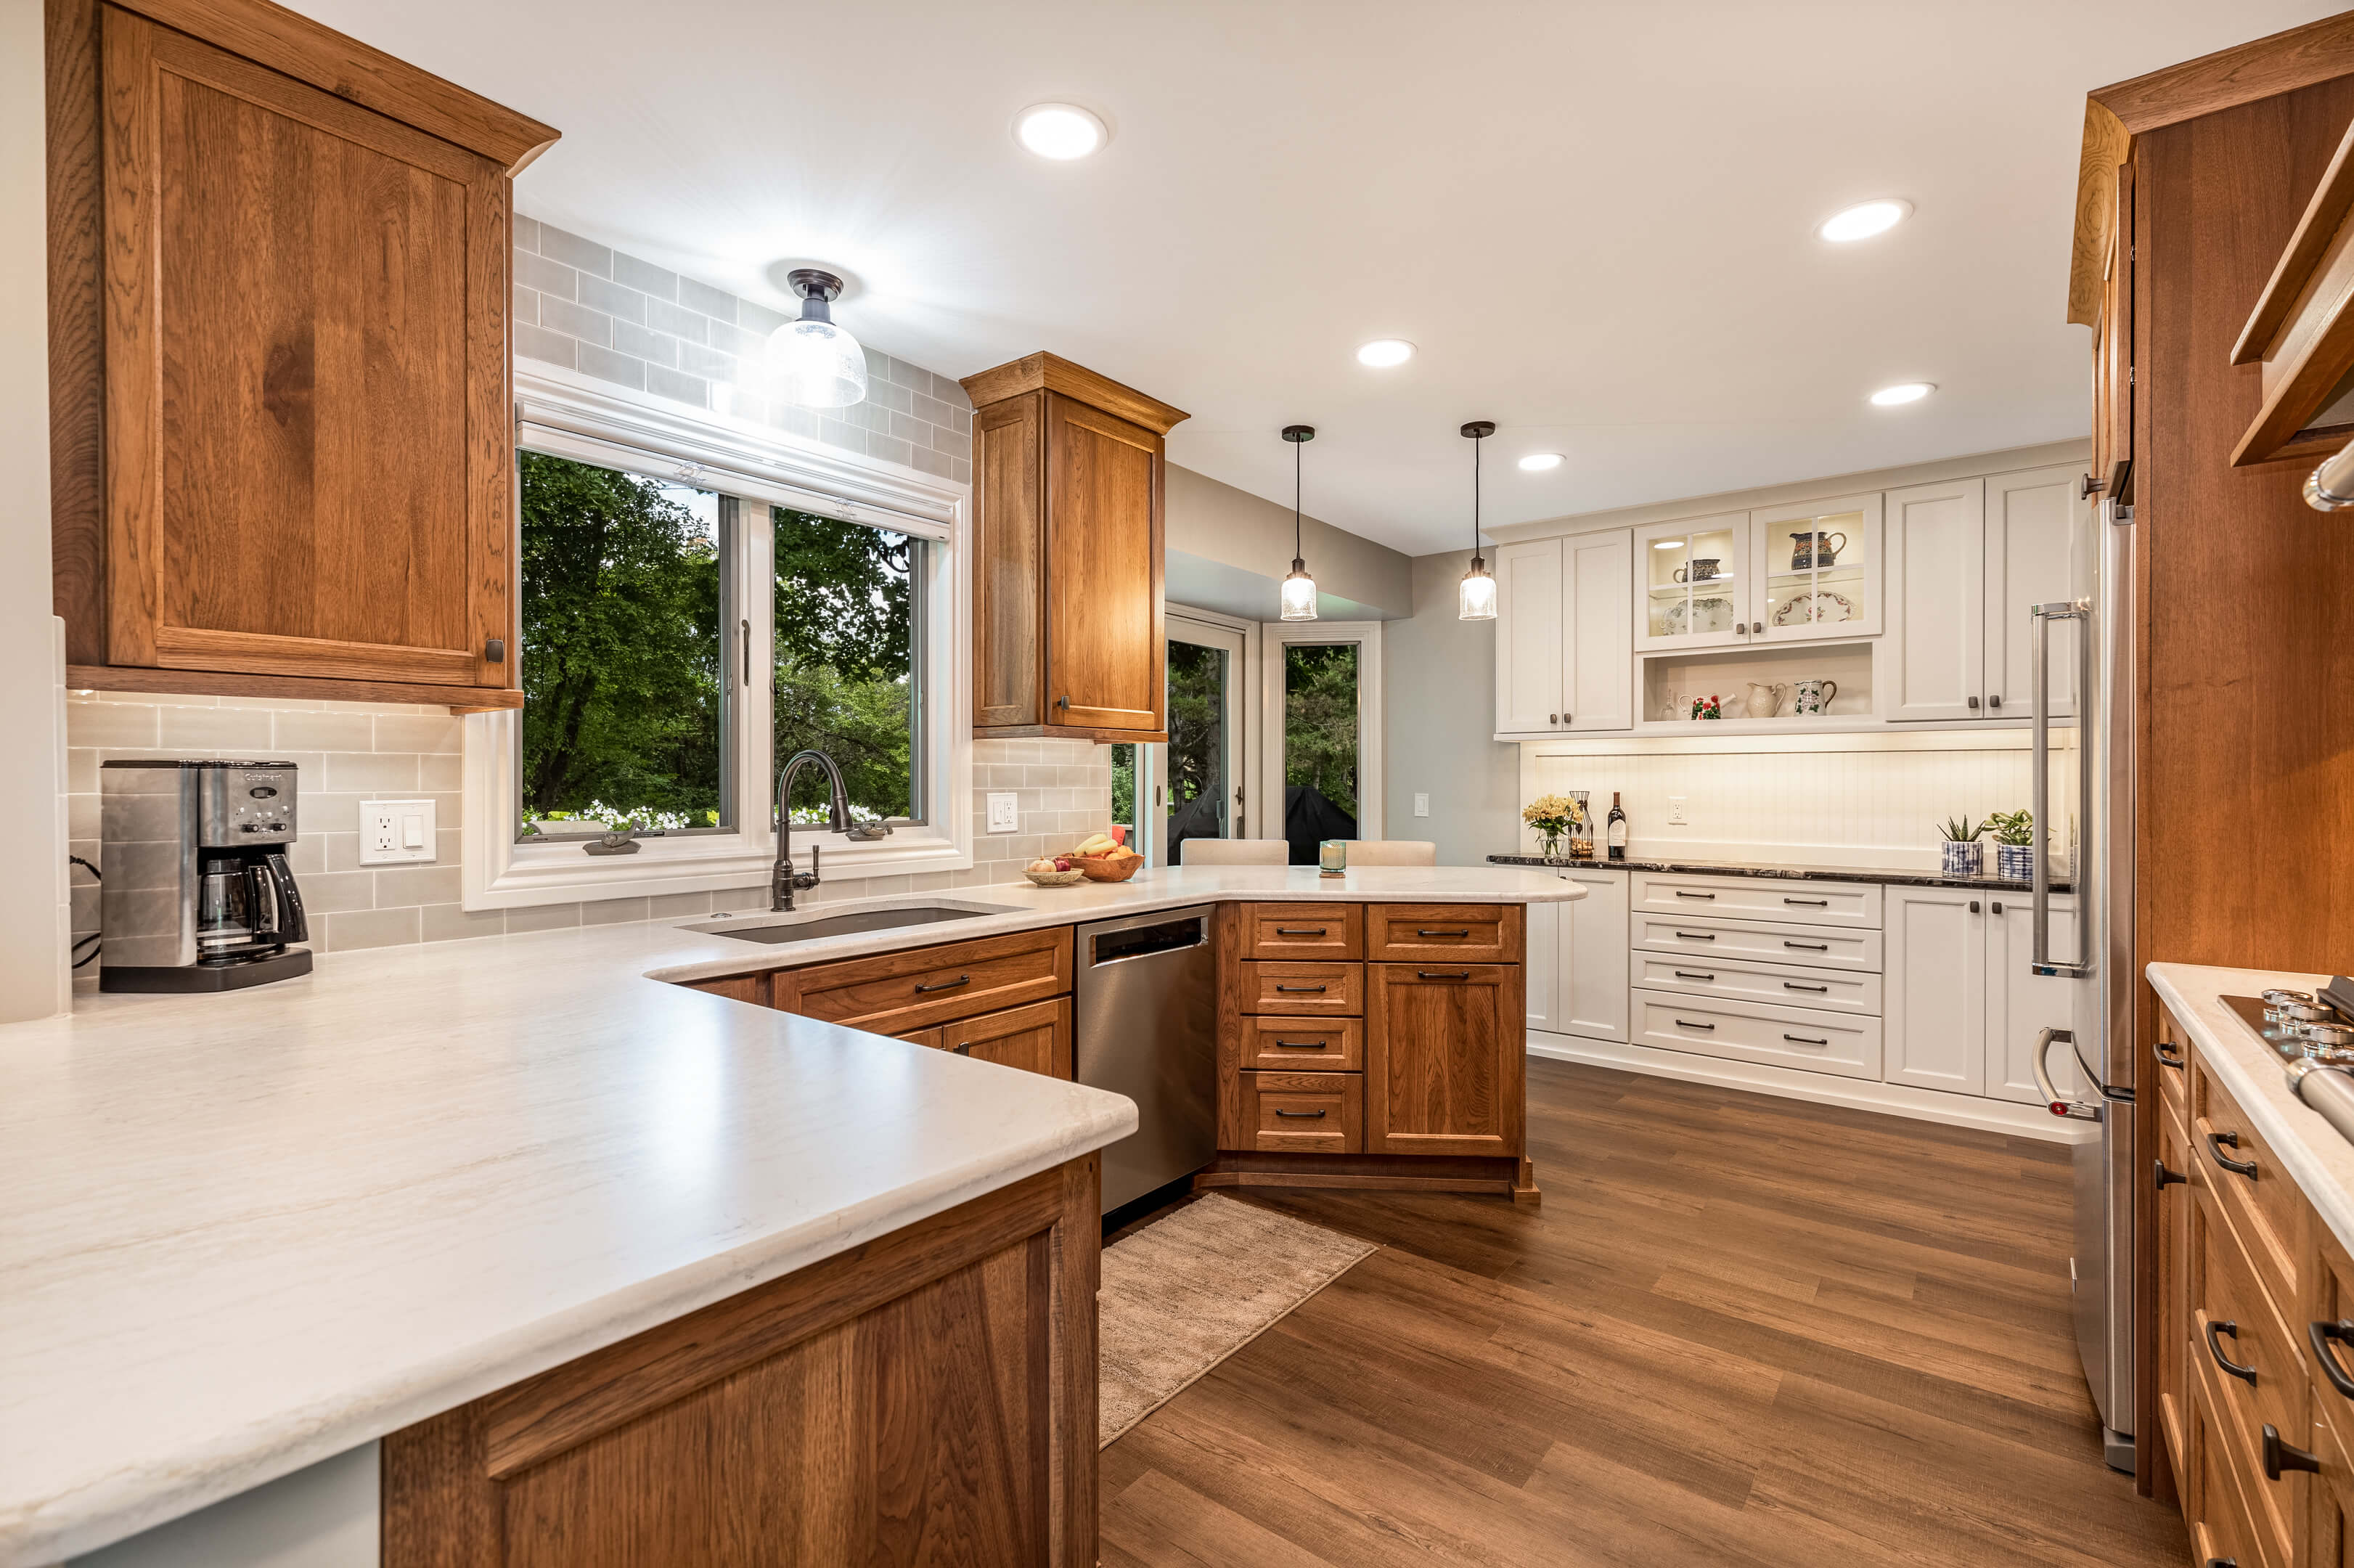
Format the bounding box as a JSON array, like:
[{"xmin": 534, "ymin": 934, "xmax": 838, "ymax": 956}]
[{"xmin": 1606, "ymin": 792, "xmax": 1627, "ymax": 862}]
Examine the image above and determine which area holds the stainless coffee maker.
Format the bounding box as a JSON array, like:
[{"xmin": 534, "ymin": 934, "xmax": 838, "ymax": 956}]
[{"xmin": 99, "ymin": 760, "xmax": 312, "ymax": 992}]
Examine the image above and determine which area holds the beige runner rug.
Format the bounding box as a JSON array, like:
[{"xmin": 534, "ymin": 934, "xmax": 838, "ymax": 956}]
[{"xmin": 1098, "ymin": 1193, "xmax": 1377, "ymax": 1447}]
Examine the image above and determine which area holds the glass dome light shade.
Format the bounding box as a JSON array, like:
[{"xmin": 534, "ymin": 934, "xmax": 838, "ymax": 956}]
[
  {"xmin": 1458, "ymin": 558, "xmax": 1497, "ymax": 621},
  {"xmin": 1280, "ymin": 562, "xmax": 1319, "ymax": 621},
  {"xmin": 771, "ymin": 316, "xmax": 869, "ymax": 409}
]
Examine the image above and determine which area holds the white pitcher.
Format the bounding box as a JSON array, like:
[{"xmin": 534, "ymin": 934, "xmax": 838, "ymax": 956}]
[
  {"xmin": 1793, "ymin": 677, "xmax": 1839, "ymax": 715},
  {"xmin": 1745, "ymin": 681, "xmax": 1790, "ymax": 718}
]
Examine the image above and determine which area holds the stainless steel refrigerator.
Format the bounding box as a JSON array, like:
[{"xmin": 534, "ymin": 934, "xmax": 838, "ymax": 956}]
[{"xmin": 2028, "ymin": 494, "xmax": 2136, "ymax": 1474}]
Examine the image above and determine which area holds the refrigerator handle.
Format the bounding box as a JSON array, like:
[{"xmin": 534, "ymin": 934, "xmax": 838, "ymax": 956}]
[
  {"xmin": 2030, "ymin": 597, "xmax": 2092, "ymax": 978},
  {"xmin": 2033, "ymin": 1027, "xmax": 2100, "ymax": 1120}
]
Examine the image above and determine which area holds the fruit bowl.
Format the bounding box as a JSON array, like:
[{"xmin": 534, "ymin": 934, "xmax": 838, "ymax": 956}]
[
  {"xmin": 1023, "ymin": 867, "xmax": 1087, "ymax": 887},
  {"xmin": 1074, "ymin": 851, "xmax": 1143, "ymax": 883}
]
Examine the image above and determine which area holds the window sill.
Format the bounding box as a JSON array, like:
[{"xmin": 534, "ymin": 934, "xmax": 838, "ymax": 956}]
[{"xmin": 467, "ymin": 825, "xmax": 972, "ymax": 910}]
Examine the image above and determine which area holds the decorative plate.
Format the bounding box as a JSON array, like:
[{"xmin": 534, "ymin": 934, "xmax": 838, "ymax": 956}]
[
  {"xmin": 1771, "ymin": 589, "xmax": 1856, "ymax": 627},
  {"xmin": 1662, "ymin": 595, "xmax": 1736, "ymax": 636}
]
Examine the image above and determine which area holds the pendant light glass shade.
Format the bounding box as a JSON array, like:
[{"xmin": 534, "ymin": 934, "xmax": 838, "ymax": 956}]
[
  {"xmin": 1280, "ymin": 424, "xmax": 1317, "ymax": 621},
  {"xmin": 1458, "ymin": 420, "xmax": 1497, "ymax": 621},
  {"xmin": 771, "ymin": 269, "xmax": 869, "ymax": 409}
]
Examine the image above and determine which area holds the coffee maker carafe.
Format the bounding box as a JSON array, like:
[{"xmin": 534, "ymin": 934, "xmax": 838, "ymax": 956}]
[{"xmin": 99, "ymin": 760, "xmax": 312, "ymax": 992}]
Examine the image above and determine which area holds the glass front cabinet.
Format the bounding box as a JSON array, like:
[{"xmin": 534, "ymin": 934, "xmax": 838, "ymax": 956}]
[
  {"xmin": 1633, "ymin": 513, "xmax": 1748, "ymax": 651},
  {"xmin": 1632, "ymin": 496, "xmax": 1883, "ymax": 651}
]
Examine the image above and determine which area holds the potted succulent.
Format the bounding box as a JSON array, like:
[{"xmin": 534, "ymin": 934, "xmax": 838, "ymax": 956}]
[
  {"xmin": 1934, "ymin": 814, "xmax": 1985, "ymax": 878},
  {"xmin": 1523, "ymin": 793, "xmax": 1583, "ymax": 859},
  {"xmin": 1986, "ymin": 809, "xmax": 2035, "ymax": 881}
]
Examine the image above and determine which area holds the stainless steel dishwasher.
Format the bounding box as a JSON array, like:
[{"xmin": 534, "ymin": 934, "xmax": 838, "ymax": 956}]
[{"xmin": 1074, "ymin": 905, "xmax": 1218, "ymax": 1214}]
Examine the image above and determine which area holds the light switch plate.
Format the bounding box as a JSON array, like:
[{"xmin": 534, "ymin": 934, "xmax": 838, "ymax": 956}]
[
  {"xmin": 359, "ymin": 799, "xmax": 437, "ymax": 865},
  {"xmin": 1413, "ymin": 793, "xmax": 1430, "ymax": 818},
  {"xmin": 985, "ymin": 792, "xmax": 1020, "ymax": 833}
]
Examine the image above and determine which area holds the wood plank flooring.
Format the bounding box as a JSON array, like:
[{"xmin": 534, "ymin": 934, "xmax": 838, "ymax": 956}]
[{"xmin": 1102, "ymin": 1058, "xmax": 2189, "ymax": 1567}]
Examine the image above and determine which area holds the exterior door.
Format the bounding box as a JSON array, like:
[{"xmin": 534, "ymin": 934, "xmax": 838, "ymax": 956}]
[
  {"xmin": 1885, "ymin": 478, "xmax": 1985, "ymax": 721},
  {"xmin": 1984, "ymin": 465, "xmax": 2089, "ymax": 720},
  {"xmin": 1367, "ymin": 963, "xmax": 1523, "ymax": 1157},
  {"xmin": 1564, "ymin": 531, "xmax": 1633, "ymax": 731},
  {"xmin": 1882, "ymin": 887, "xmax": 1987, "ymax": 1094},
  {"xmin": 1157, "ymin": 615, "xmax": 1248, "ymax": 863},
  {"xmin": 1262, "ymin": 623, "xmax": 1381, "ymax": 862},
  {"xmin": 102, "ymin": 8, "xmax": 512, "ymax": 689},
  {"xmin": 1044, "ymin": 393, "xmax": 1164, "ymax": 732},
  {"xmin": 1493, "ymin": 538, "xmax": 1565, "ymax": 734}
]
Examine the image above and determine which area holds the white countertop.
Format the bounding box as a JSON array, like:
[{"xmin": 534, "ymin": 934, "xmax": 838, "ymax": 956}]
[
  {"xmin": 0, "ymin": 865, "xmax": 1574, "ymax": 1564},
  {"xmin": 2149, "ymin": 963, "xmax": 2354, "ymax": 1259}
]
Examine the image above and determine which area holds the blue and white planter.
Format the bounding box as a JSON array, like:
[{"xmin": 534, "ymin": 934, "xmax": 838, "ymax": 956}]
[
  {"xmin": 1940, "ymin": 839, "xmax": 1984, "ymax": 878},
  {"xmin": 1996, "ymin": 843, "xmax": 2035, "ymax": 881}
]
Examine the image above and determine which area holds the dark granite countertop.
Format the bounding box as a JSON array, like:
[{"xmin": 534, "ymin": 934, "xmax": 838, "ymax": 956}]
[{"xmin": 1485, "ymin": 853, "xmax": 2074, "ymax": 894}]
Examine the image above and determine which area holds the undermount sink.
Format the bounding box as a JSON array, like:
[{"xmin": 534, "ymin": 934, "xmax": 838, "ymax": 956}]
[{"xmin": 689, "ymin": 903, "xmax": 1022, "ymax": 946}]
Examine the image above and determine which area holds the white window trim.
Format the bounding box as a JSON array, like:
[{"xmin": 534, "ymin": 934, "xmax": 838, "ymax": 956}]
[
  {"xmin": 1260, "ymin": 618, "xmax": 1384, "ymax": 844},
  {"xmin": 464, "ymin": 365, "xmax": 973, "ymax": 910}
]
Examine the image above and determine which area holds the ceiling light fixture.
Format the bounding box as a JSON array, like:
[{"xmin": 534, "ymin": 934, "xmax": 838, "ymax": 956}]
[
  {"xmin": 1014, "ymin": 102, "xmax": 1108, "ymax": 160},
  {"xmin": 1280, "ymin": 425, "xmax": 1318, "ymax": 621},
  {"xmin": 1356, "ymin": 339, "xmax": 1415, "ymax": 368},
  {"xmin": 770, "ymin": 269, "xmax": 868, "ymax": 408},
  {"xmin": 1459, "ymin": 420, "xmax": 1498, "ymax": 621},
  {"xmin": 1818, "ymin": 198, "xmax": 1912, "ymax": 242},
  {"xmin": 1869, "ymin": 381, "xmax": 1934, "ymax": 407},
  {"xmin": 1518, "ymin": 452, "xmax": 1564, "ymax": 473}
]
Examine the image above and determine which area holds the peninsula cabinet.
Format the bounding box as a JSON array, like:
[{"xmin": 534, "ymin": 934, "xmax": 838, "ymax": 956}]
[
  {"xmin": 1492, "ymin": 530, "xmax": 1633, "ymax": 738},
  {"xmin": 960, "ymin": 352, "xmax": 1188, "ymax": 742},
  {"xmin": 46, "ymin": 0, "xmax": 557, "ymax": 712}
]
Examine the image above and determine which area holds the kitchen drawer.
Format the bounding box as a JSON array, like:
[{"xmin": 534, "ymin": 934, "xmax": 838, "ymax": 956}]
[
  {"xmin": 2191, "ymin": 1353, "xmax": 2283, "ymax": 1568},
  {"xmin": 1241, "ymin": 903, "xmax": 1363, "ymax": 961},
  {"xmin": 1233, "ymin": 1071, "xmax": 1362, "ymax": 1153},
  {"xmin": 2155, "ymin": 1002, "xmax": 2190, "ymax": 1136},
  {"xmin": 2191, "ymin": 1177, "xmax": 2307, "ymax": 1559},
  {"xmin": 772, "ymin": 926, "xmax": 1072, "ymax": 1033},
  {"xmin": 1364, "ymin": 903, "xmax": 1521, "ymax": 964},
  {"xmin": 1628, "ymin": 950, "xmax": 1881, "ymax": 1016},
  {"xmin": 1236, "ymin": 1015, "xmax": 1363, "ymax": 1072},
  {"xmin": 1230, "ymin": 960, "xmax": 1363, "ymax": 1017},
  {"xmin": 2194, "ymin": 1049, "xmax": 2305, "ymax": 1317},
  {"xmin": 1629, "ymin": 871, "xmax": 1881, "ymax": 929},
  {"xmin": 1630, "ymin": 912, "xmax": 1883, "ymax": 973},
  {"xmin": 1631, "ymin": 989, "xmax": 1883, "ymax": 1080}
]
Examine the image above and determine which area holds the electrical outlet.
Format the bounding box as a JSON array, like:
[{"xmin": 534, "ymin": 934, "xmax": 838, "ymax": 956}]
[
  {"xmin": 985, "ymin": 792, "xmax": 1021, "ymax": 833},
  {"xmin": 1667, "ymin": 796, "xmax": 1688, "ymax": 825},
  {"xmin": 359, "ymin": 799, "xmax": 437, "ymax": 865},
  {"xmin": 1413, "ymin": 793, "xmax": 1431, "ymax": 818}
]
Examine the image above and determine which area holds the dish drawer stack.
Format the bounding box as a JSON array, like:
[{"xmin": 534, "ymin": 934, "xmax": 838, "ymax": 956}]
[{"xmin": 1625, "ymin": 871, "xmax": 1886, "ymax": 1080}]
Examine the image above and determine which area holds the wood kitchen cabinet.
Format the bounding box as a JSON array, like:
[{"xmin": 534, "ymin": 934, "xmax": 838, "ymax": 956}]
[
  {"xmin": 47, "ymin": 0, "xmax": 556, "ymax": 711},
  {"xmin": 1366, "ymin": 963, "xmax": 1524, "ymax": 1159},
  {"xmin": 960, "ymin": 353, "xmax": 1188, "ymax": 742},
  {"xmin": 1492, "ymin": 530, "xmax": 1633, "ymax": 738}
]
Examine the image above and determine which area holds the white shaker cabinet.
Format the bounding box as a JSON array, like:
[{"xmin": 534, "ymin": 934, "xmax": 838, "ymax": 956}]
[
  {"xmin": 1983, "ymin": 465, "xmax": 2089, "ymax": 720},
  {"xmin": 1884, "ymin": 885, "xmax": 2078, "ymax": 1098},
  {"xmin": 1493, "ymin": 531, "xmax": 1632, "ymax": 739},
  {"xmin": 1526, "ymin": 866, "xmax": 1630, "ymax": 1042},
  {"xmin": 1987, "ymin": 891, "xmax": 2082, "ymax": 1103}
]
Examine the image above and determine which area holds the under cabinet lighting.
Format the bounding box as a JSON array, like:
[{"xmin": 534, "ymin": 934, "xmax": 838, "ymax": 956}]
[
  {"xmin": 1868, "ymin": 382, "xmax": 1934, "ymax": 407},
  {"xmin": 1818, "ymin": 199, "xmax": 1911, "ymax": 242}
]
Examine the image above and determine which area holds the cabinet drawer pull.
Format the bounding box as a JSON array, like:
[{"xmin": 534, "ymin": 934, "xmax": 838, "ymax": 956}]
[
  {"xmin": 2207, "ymin": 1319, "xmax": 2257, "ymax": 1387},
  {"xmin": 1273, "ymin": 1108, "xmax": 1328, "ymax": 1119},
  {"xmin": 1783, "ymin": 940, "xmax": 1828, "ymax": 952},
  {"xmin": 2264, "ymin": 1423, "xmax": 2321, "ymax": 1480},
  {"xmin": 2206, "ymin": 1558, "xmax": 2237, "ymax": 1568},
  {"xmin": 953, "ymin": 1042, "xmax": 973, "ymax": 1055},
  {"xmin": 1783, "ymin": 1034, "xmax": 1830, "ymax": 1046},
  {"xmin": 2313, "ymin": 1320, "xmax": 2354, "ymax": 1401},
  {"xmin": 1273, "ymin": 1040, "xmax": 1330, "ymax": 1050},
  {"xmin": 1782, "ymin": 897, "xmax": 1828, "ymax": 907},
  {"xmin": 2154, "ymin": 1040, "xmax": 2186, "ymax": 1069},
  {"xmin": 2153, "ymin": 1161, "xmax": 2186, "ymax": 1191},
  {"xmin": 914, "ymin": 974, "xmax": 972, "ymax": 994},
  {"xmin": 1674, "ymin": 1018, "xmax": 1716, "ymax": 1031},
  {"xmin": 1672, "ymin": 931, "xmax": 1717, "ymax": 941},
  {"xmin": 1417, "ymin": 928, "xmax": 1471, "ymax": 936},
  {"xmin": 1674, "ymin": 891, "xmax": 1716, "ymax": 900},
  {"xmin": 1672, "ymin": 970, "xmax": 1717, "ymax": 981},
  {"xmin": 1274, "ymin": 927, "xmax": 1328, "ymax": 936},
  {"xmin": 1275, "ymin": 983, "xmax": 1329, "ymax": 994},
  {"xmin": 1418, "ymin": 971, "xmax": 1471, "ymax": 980},
  {"xmin": 1783, "ymin": 981, "xmax": 1828, "ymax": 994},
  {"xmin": 2207, "ymin": 1129, "xmax": 2258, "ymax": 1179}
]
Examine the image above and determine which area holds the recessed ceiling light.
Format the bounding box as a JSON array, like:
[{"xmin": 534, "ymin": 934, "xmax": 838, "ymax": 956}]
[
  {"xmin": 1818, "ymin": 199, "xmax": 1912, "ymax": 243},
  {"xmin": 1516, "ymin": 452, "xmax": 1564, "ymax": 473},
  {"xmin": 1869, "ymin": 381, "xmax": 1934, "ymax": 407},
  {"xmin": 1356, "ymin": 339, "xmax": 1414, "ymax": 368},
  {"xmin": 1014, "ymin": 103, "xmax": 1108, "ymax": 160}
]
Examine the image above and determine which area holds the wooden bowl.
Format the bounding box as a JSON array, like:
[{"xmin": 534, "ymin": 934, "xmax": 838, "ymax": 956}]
[
  {"xmin": 1074, "ymin": 852, "xmax": 1143, "ymax": 883},
  {"xmin": 1023, "ymin": 867, "xmax": 1088, "ymax": 887}
]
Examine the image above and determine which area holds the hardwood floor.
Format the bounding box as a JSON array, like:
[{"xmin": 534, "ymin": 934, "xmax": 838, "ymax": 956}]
[{"xmin": 1102, "ymin": 1058, "xmax": 2189, "ymax": 1567}]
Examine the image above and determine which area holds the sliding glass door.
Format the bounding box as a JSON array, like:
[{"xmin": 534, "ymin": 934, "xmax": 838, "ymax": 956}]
[{"xmin": 1111, "ymin": 616, "xmax": 1249, "ymax": 866}]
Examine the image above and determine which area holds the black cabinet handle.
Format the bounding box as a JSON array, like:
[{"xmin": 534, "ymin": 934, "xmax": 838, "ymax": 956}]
[
  {"xmin": 1272, "ymin": 1040, "xmax": 1330, "ymax": 1050},
  {"xmin": 1675, "ymin": 1018, "xmax": 1717, "ymax": 1031},
  {"xmin": 1674, "ymin": 891, "xmax": 1716, "ymax": 900},
  {"xmin": 1417, "ymin": 971, "xmax": 1471, "ymax": 980},
  {"xmin": 1417, "ymin": 928, "xmax": 1471, "ymax": 936},
  {"xmin": 1672, "ymin": 931, "xmax": 1717, "ymax": 941},
  {"xmin": 1784, "ymin": 940, "xmax": 1828, "ymax": 951},
  {"xmin": 484, "ymin": 635, "xmax": 505, "ymax": 663},
  {"xmin": 1783, "ymin": 897, "xmax": 1828, "ymax": 907},
  {"xmin": 2207, "ymin": 1319, "xmax": 2257, "ymax": 1387},
  {"xmin": 1783, "ymin": 981, "xmax": 1828, "ymax": 994},
  {"xmin": 1969, "ymin": 900, "xmax": 1981, "ymax": 914},
  {"xmin": 1992, "ymin": 900, "xmax": 2004, "ymax": 914},
  {"xmin": 1274, "ymin": 927, "xmax": 1328, "ymax": 936},
  {"xmin": 1783, "ymin": 1034, "xmax": 1830, "ymax": 1046},
  {"xmin": 2154, "ymin": 1160, "xmax": 2186, "ymax": 1191},
  {"xmin": 1967, "ymin": 695, "xmax": 1980, "ymax": 709},
  {"xmin": 2264, "ymin": 1423, "xmax": 2321, "ymax": 1480},
  {"xmin": 953, "ymin": 1042, "xmax": 973, "ymax": 1055},
  {"xmin": 2207, "ymin": 1130, "xmax": 2258, "ymax": 1179},
  {"xmin": 2312, "ymin": 1320, "xmax": 2354, "ymax": 1401},
  {"xmin": 1673, "ymin": 970, "xmax": 1717, "ymax": 981},
  {"xmin": 914, "ymin": 974, "xmax": 972, "ymax": 994},
  {"xmin": 2154, "ymin": 1040, "xmax": 2186, "ymax": 1070},
  {"xmin": 1273, "ymin": 1108, "xmax": 1328, "ymax": 1119},
  {"xmin": 1275, "ymin": 983, "xmax": 1329, "ymax": 994},
  {"xmin": 1056, "ymin": 695, "xmax": 1071, "ymax": 709},
  {"xmin": 1990, "ymin": 695, "xmax": 2002, "ymax": 710}
]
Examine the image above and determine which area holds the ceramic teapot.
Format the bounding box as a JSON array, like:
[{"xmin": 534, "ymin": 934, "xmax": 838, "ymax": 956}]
[{"xmin": 1745, "ymin": 681, "xmax": 1791, "ymax": 718}]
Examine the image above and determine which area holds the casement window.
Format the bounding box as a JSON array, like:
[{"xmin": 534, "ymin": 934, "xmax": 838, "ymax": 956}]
[{"xmin": 464, "ymin": 369, "xmax": 970, "ymax": 908}]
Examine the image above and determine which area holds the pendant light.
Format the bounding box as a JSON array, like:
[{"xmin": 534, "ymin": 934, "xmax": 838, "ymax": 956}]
[
  {"xmin": 1458, "ymin": 420, "xmax": 1498, "ymax": 620},
  {"xmin": 770, "ymin": 268, "xmax": 869, "ymax": 409},
  {"xmin": 1280, "ymin": 424, "xmax": 1318, "ymax": 621}
]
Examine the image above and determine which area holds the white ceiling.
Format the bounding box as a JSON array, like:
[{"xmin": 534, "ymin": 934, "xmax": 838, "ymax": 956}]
[{"xmin": 293, "ymin": 0, "xmax": 2344, "ymax": 556}]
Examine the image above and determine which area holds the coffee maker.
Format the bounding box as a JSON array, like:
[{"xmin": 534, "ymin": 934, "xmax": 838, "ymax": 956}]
[{"xmin": 99, "ymin": 760, "xmax": 312, "ymax": 992}]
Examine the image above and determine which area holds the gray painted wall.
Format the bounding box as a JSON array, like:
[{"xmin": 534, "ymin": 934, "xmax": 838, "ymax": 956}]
[
  {"xmin": 1381, "ymin": 549, "xmax": 1519, "ymax": 864},
  {"xmin": 1166, "ymin": 463, "xmax": 1411, "ymax": 621}
]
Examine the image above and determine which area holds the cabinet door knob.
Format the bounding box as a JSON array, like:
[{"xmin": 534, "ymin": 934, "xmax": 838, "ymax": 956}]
[
  {"xmin": 1549, "ymin": 714, "xmax": 1558, "ymax": 724},
  {"xmin": 1752, "ymin": 621, "xmax": 1764, "ymax": 634},
  {"xmin": 1989, "ymin": 695, "xmax": 2002, "ymax": 710},
  {"xmin": 1970, "ymin": 900, "xmax": 1981, "ymax": 913},
  {"xmin": 1967, "ymin": 695, "xmax": 1980, "ymax": 709},
  {"xmin": 2154, "ymin": 1160, "xmax": 2186, "ymax": 1191},
  {"xmin": 1562, "ymin": 712, "xmax": 1570, "ymax": 724},
  {"xmin": 484, "ymin": 636, "xmax": 505, "ymax": 663},
  {"xmin": 1055, "ymin": 695, "xmax": 1071, "ymax": 710}
]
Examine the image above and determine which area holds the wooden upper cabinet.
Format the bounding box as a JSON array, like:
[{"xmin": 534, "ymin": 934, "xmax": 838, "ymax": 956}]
[
  {"xmin": 50, "ymin": 0, "xmax": 556, "ymax": 710},
  {"xmin": 960, "ymin": 353, "xmax": 1187, "ymax": 742}
]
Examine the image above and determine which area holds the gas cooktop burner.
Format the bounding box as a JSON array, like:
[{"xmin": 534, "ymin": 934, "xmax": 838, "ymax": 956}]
[{"xmin": 2225, "ymin": 981, "xmax": 2354, "ymax": 1063}]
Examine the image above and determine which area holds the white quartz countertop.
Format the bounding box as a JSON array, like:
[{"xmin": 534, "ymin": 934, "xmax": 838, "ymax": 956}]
[
  {"xmin": 0, "ymin": 864, "xmax": 1573, "ymax": 1564},
  {"xmin": 2149, "ymin": 963, "xmax": 2354, "ymax": 1260}
]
